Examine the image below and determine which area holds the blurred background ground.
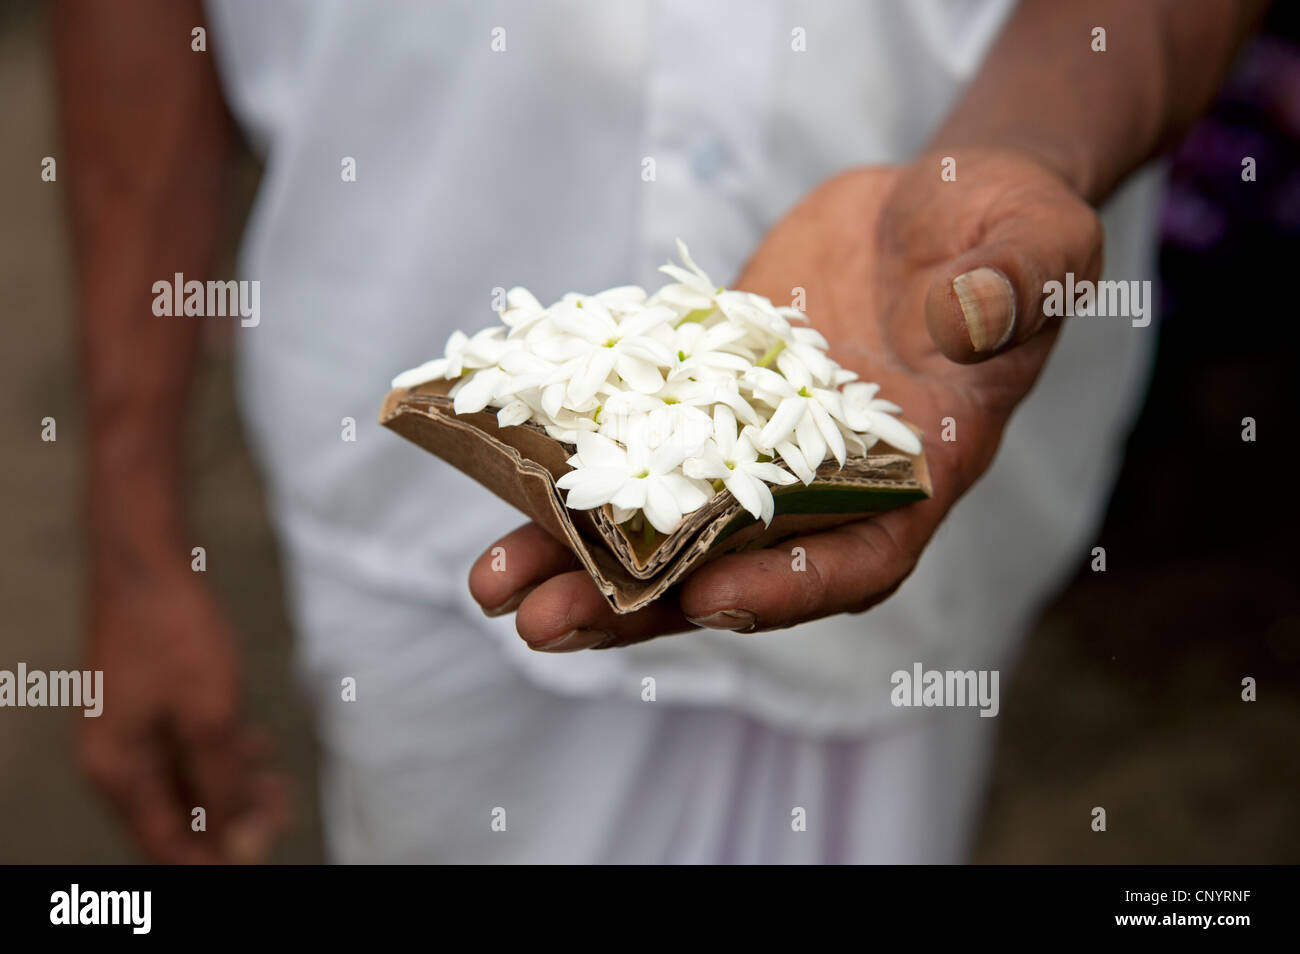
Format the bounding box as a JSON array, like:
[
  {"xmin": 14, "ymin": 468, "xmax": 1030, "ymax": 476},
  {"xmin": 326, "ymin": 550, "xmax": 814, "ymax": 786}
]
[{"xmin": 1, "ymin": 2, "xmax": 1296, "ymax": 863}]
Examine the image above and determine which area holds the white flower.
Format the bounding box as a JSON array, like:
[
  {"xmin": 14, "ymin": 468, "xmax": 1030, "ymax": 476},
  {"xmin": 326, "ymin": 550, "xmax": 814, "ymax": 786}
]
[
  {"xmin": 449, "ymin": 367, "xmax": 508, "ymax": 414},
  {"xmin": 773, "ymin": 326, "xmax": 837, "ymax": 387},
  {"xmin": 655, "ymin": 238, "xmax": 725, "ymax": 314},
  {"xmin": 547, "ymin": 297, "xmax": 675, "ymax": 405},
  {"xmin": 496, "ymin": 399, "xmax": 533, "ymax": 428},
  {"xmin": 840, "ymin": 383, "xmax": 922, "ymax": 455},
  {"xmin": 668, "ymin": 320, "xmax": 751, "ymax": 380},
  {"xmin": 499, "ymin": 287, "xmax": 547, "ymax": 336},
  {"xmin": 601, "ymin": 375, "xmax": 762, "ymax": 435},
  {"xmin": 391, "ymin": 357, "xmax": 449, "ymax": 390},
  {"xmin": 494, "ymin": 350, "xmax": 597, "ymax": 420},
  {"xmin": 597, "ymin": 391, "xmax": 714, "ymax": 457},
  {"xmin": 390, "ymin": 238, "xmax": 921, "ymax": 537},
  {"xmin": 715, "ymin": 290, "xmax": 796, "ymax": 344},
  {"xmin": 391, "ymin": 326, "xmax": 507, "ymax": 388},
  {"xmin": 592, "ymin": 285, "xmax": 648, "ymax": 313},
  {"xmin": 556, "ymin": 432, "xmax": 712, "ymax": 534},
  {"xmin": 684, "ymin": 407, "xmax": 797, "ymax": 525},
  {"xmin": 539, "ymin": 407, "xmax": 602, "ymax": 443},
  {"xmin": 744, "ymin": 363, "xmax": 848, "ymax": 480}
]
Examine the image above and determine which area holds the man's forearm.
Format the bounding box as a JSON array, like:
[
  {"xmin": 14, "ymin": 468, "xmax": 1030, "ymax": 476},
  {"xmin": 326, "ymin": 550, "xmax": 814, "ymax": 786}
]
[
  {"xmin": 53, "ymin": 0, "xmax": 231, "ymax": 572},
  {"xmin": 932, "ymin": 0, "xmax": 1270, "ymax": 204}
]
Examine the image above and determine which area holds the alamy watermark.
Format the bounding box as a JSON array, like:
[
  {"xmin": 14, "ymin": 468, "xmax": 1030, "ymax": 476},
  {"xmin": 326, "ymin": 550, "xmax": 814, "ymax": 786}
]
[
  {"xmin": 0, "ymin": 664, "xmax": 103, "ymax": 717},
  {"xmin": 890, "ymin": 662, "xmax": 999, "ymax": 717},
  {"xmin": 1043, "ymin": 272, "xmax": 1152, "ymax": 328},
  {"xmin": 152, "ymin": 272, "xmax": 260, "ymax": 327},
  {"xmin": 50, "ymin": 884, "xmax": 150, "ymax": 934}
]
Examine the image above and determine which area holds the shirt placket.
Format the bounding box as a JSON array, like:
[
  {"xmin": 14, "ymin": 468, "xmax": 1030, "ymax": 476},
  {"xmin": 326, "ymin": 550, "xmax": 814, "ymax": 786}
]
[{"xmin": 635, "ymin": 0, "xmax": 782, "ymax": 286}]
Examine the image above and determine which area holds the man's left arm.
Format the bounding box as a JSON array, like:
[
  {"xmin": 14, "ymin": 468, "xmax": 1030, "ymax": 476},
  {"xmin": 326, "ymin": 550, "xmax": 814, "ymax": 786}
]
[{"xmin": 471, "ymin": 0, "xmax": 1269, "ymax": 649}]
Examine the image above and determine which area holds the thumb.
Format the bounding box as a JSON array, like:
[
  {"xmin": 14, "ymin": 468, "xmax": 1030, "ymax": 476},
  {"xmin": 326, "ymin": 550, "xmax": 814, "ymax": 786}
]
[{"xmin": 923, "ymin": 198, "xmax": 1103, "ymax": 364}]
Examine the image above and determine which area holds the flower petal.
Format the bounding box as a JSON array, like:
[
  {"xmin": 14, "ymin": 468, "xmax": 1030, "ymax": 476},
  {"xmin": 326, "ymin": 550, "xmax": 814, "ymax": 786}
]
[
  {"xmin": 496, "ymin": 400, "xmax": 532, "ymax": 428},
  {"xmin": 567, "ymin": 349, "xmax": 617, "ymax": 406},
  {"xmin": 674, "ymin": 237, "xmax": 714, "ymax": 286},
  {"xmin": 614, "ymin": 353, "xmax": 667, "ymax": 394},
  {"xmin": 776, "ymin": 350, "xmax": 814, "ymax": 391},
  {"xmin": 758, "ymin": 397, "xmax": 806, "ymax": 448},
  {"xmin": 594, "ymin": 285, "xmax": 647, "ymax": 311},
  {"xmin": 391, "ymin": 357, "xmax": 450, "ymax": 389},
  {"xmin": 556, "ymin": 467, "xmax": 629, "ymax": 510},
  {"xmin": 744, "ymin": 461, "xmax": 799, "ymax": 486},
  {"xmin": 811, "ymin": 401, "xmax": 847, "ymax": 467},
  {"xmin": 840, "ymin": 382, "xmax": 881, "ymax": 427},
  {"xmin": 618, "ymin": 305, "xmax": 677, "ymax": 339},
  {"xmin": 683, "ymin": 455, "xmax": 725, "ymax": 481},
  {"xmin": 795, "ymin": 410, "xmax": 828, "ymax": 471},
  {"xmin": 648, "ymin": 434, "xmax": 690, "ymax": 473},
  {"xmin": 610, "ymin": 480, "xmax": 647, "ymax": 512},
  {"xmin": 571, "ymin": 430, "xmax": 624, "ymax": 467},
  {"xmin": 860, "ymin": 411, "xmax": 922, "ymax": 455},
  {"xmin": 743, "ymin": 366, "xmax": 796, "ymax": 398},
  {"xmin": 552, "ymin": 299, "xmax": 616, "ymax": 341},
  {"xmin": 642, "ymin": 480, "xmax": 684, "ymax": 534},
  {"xmin": 724, "ymin": 470, "xmax": 766, "ymax": 521},
  {"xmin": 452, "ymin": 368, "xmax": 505, "ymax": 414},
  {"xmin": 712, "ymin": 404, "xmax": 738, "ymax": 458},
  {"xmin": 660, "ymin": 472, "xmax": 711, "ymax": 512},
  {"xmin": 775, "ymin": 439, "xmax": 816, "ymax": 485}
]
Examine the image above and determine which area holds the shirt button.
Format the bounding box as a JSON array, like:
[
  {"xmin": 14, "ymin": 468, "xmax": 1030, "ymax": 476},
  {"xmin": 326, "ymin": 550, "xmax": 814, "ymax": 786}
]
[{"xmin": 688, "ymin": 136, "xmax": 731, "ymax": 182}]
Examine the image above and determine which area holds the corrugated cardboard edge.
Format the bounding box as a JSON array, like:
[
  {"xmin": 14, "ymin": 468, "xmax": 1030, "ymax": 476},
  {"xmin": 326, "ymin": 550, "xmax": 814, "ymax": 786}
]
[{"xmin": 380, "ymin": 383, "xmax": 932, "ymax": 613}]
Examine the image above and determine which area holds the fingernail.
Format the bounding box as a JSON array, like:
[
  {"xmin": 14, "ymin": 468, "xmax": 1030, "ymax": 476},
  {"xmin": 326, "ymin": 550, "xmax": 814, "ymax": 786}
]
[
  {"xmin": 484, "ymin": 585, "xmax": 536, "ymax": 618},
  {"xmin": 531, "ymin": 628, "xmax": 615, "ymax": 653},
  {"xmin": 688, "ymin": 609, "xmax": 757, "ymax": 632},
  {"xmin": 953, "ymin": 267, "xmax": 1015, "ymax": 352}
]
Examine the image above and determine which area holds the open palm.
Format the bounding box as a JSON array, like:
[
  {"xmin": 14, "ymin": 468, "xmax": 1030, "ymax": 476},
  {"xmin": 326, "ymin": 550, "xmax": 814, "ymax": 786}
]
[{"xmin": 470, "ymin": 148, "xmax": 1103, "ymax": 650}]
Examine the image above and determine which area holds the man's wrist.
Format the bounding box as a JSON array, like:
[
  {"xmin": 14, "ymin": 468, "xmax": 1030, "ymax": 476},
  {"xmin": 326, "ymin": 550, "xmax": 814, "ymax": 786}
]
[
  {"xmin": 922, "ymin": 132, "xmax": 1100, "ymax": 205},
  {"xmin": 87, "ymin": 466, "xmax": 191, "ymax": 572}
]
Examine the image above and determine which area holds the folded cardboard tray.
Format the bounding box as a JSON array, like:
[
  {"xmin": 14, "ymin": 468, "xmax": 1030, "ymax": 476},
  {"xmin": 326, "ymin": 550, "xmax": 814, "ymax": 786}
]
[{"xmin": 380, "ymin": 379, "xmax": 932, "ymax": 613}]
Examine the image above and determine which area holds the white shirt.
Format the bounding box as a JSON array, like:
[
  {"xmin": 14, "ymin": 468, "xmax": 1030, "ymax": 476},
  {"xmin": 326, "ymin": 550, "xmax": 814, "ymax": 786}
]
[{"xmin": 206, "ymin": 0, "xmax": 1160, "ymax": 734}]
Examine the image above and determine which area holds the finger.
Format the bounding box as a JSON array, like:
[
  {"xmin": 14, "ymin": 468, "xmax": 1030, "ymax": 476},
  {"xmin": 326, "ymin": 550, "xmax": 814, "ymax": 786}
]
[
  {"xmin": 173, "ymin": 686, "xmax": 248, "ymax": 841},
  {"xmin": 468, "ymin": 522, "xmax": 580, "ymax": 616},
  {"xmin": 82, "ymin": 734, "xmax": 213, "ymax": 863},
  {"xmin": 125, "ymin": 756, "xmax": 216, "ymax": 864},
  {"xmin": 679, "ymin": 506, "xmax": 929, "ymax": 632},
  {"xmin": 251, "ymin": 766, "xmax": 292, "ymax": 833},
  {"xmin": 925, "ymin": 196, "xmax": 1103, "ymax": 363},
  {"xmin": 223, "ymin": 767, "xmax": 290, "ymax": 864},
  {"xmin": 236, "ymin": 726, "xmax": 289, "ymax": 827},
  {"xmin": 513, "ymin": 570, "xmax": 688, "ymax": 651}
]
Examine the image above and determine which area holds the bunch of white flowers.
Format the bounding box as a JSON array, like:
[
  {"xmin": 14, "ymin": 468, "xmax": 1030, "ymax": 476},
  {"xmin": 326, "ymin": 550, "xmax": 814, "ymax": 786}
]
[{"xmin": 392, "ymin": 240, "xmax": 921, "ymax": 537}]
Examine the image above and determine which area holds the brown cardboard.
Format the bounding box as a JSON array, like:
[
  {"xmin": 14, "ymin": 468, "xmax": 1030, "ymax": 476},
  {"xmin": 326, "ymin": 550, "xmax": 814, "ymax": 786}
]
[{"xmin": 379, "ymin": 379, "xmax": 932, "ymax": 613}]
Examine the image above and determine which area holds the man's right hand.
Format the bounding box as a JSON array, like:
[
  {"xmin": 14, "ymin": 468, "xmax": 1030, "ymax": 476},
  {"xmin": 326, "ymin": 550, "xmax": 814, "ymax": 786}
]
[
  {"xmin": 53, "ymin": 0, "xmax": 286, "ymax": 862},
  {"xmin": 81, "ymin": 565, "xmax": 288, "ymax": 863}
]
